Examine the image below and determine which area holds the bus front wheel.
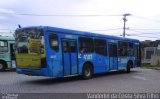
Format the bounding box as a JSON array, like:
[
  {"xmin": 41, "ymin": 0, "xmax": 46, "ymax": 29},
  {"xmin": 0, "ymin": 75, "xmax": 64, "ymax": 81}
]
[
  {"xmin": 82, "ymin": 64, "xmax": 93, "ymax": 79},
  {"xmin": 0, "ymin": 61, "xmax": 6, "ymax": 71}
]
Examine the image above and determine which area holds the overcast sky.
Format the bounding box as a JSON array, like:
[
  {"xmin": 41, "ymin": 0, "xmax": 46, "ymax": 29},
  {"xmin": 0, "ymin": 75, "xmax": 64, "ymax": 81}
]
[{"xmin": 0, "ymin": 0, "xmax": 160, "ymax": 41}]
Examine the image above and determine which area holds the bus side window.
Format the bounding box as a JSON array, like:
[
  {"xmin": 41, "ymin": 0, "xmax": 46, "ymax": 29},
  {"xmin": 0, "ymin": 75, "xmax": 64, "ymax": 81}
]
[
  {"xmin": 118, "ymin": 41, "xmax": 127, "ymax": 56},
  {"xmin": 49, "ymin": 34, "xmax": 59, "ymax": 52},
  {"xmin": 0, "ymin": 40, "xmax": 8, "ymax": 52},
  {"xmin": 128, "ymin": 42, "xmax": 134, "ymax": 56},
  {"xmin": 79, "ymin": 37, "xmax": 94, "ymax": 53},
  {"xmin": 94, "ymin": 38, "xmax": 107, "ymax": 56}
]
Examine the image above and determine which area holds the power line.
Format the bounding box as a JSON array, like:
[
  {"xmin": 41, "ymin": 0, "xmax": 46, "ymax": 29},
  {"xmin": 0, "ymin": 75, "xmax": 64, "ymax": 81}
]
[
  {"xmin": 0, "ymin": 29, "xmax": 15, "ymax": 31},
  {"xmin": 90, "ymin": 28, "xmax": 122, "ymax": 31},
  {"xmin": 128, "ymin": 29, "xmax": 160, "ymax": 35},
  {"xmin": 131, "ymin": 29, "xmax": 160, "ymax": 30},
  {"xmin": 0, "ymin": 29, "xmax": 10, "ymax": 30},
  {"xmin": 127, "ymin": 34, "xmax": 160, "ymax": 36},
  {"xmin": 126, "ymin": 29, "xmax": 160, "ymax": 39},
  {"xmin": 132, "ymin": 15, "xmax": 160, "ymax": 23},
  {"xmin": 127, "ymin": 35, "xmax": 160, "ymax": 39},
  {"xmin": 15, "ymin": 13, "xmax": 122, "ymax": 17},
  {"xmin": 0, "ymin": 32, "xmax": 13, "ymax": 33},
  {"xmin": 0, "ymin": 29, "xmax": 14, "ymax": 30},
  {"xmin": 92, "ymin": 28, "xmax": 160, "ymax": 31},
  {"xmin": 127, "ymin": 33, "xmax": 160, "ymax": 36}
]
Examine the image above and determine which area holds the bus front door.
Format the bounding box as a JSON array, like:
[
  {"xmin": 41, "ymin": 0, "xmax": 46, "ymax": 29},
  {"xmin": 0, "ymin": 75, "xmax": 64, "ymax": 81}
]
[
  {"xmin": 62, "ymin": 40, "xmax": 78, "ymax": 76},
  {"xmin": 109, "ymin": 43, "xmax": 118, "ymax": 70}
]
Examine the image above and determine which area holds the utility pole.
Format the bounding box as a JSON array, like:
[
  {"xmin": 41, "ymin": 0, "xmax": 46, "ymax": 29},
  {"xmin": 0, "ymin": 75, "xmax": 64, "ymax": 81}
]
[{"xmin": 123, "ymin": 13, "xmax": 131, "ymax": 37}]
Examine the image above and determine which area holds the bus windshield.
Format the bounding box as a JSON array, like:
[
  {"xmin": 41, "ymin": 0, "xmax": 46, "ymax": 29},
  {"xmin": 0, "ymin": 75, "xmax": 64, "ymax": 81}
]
[
  {"xmin": 0, "ymin": 41, "xmax": 8, "ymax": 52},
  {"xmin": 15, "ymin": 28, "xmax": 44, "ymax": 54}
]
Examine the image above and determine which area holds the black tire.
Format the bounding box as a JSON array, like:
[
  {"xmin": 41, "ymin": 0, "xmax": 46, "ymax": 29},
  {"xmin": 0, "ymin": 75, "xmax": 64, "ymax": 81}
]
[
  {"xmin": 126, "ymin": 62, "xmax": 132, "ymax": 73},
  {"xmin": 82, "ymin": 64, "xmax": 93, "ymax": 79},
  {"xmin": 0, "ymin": 61, "xmax": 7, "ymax": 71}
]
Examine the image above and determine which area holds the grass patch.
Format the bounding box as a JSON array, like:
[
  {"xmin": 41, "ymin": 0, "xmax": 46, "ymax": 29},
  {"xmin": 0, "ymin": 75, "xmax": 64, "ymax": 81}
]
[{"xmin": 141, "ymin": 63, "xmax": 160, "ymax": 70}]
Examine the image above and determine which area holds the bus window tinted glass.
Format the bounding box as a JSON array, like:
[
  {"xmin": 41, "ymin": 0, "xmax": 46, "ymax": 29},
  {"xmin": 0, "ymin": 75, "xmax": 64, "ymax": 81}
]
[
  {"xmin": 70, "ymin": 41, "xmax": 76, "ymax": 52},
  {"xmin": 62, "ymin": 41, "xmax": 69, "ymax": 52},
  {"xmin": 118, "ymin": 42, "xmax": 127, "ymax": 56},
  {"xmin": 0, "ymin": 41, "xmax": 8, "ymax": 52},
  {"xmin": 0, "ymin": 41, "xmax": 7, "ymax": 47},
  {"xmin": 109, "ymin": 44, "xmax": 117, "ymax": 57},
  {"xmin": 15, "ymin": 28, "xmax": 43, "ymax": 54},
  {"xmin": 95, "ymin": 39, "xmax": 107, "ymax": 56},
  {"xmin": 79, "ymin": 37, "xmax": 94, "ymax": 53},
  {"xmin": 49, "ymin": 34, "xmax": 59, "ymax": 52},
  {"xmin": 128, "ymin": 43, "xmax": 134, "ymax": 56}
]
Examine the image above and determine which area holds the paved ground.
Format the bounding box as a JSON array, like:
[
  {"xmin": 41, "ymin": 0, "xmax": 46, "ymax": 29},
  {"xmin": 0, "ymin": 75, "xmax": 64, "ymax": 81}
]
[{"xmin": 0, "ymin": 68, "xmax": 160, "ymax": 93}]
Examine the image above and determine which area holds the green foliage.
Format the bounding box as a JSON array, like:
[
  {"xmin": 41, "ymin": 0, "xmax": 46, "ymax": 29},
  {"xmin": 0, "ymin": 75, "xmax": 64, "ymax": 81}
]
[{"xmin": 141, "ymin": 63, "xmax": 160, "ymax": 70}]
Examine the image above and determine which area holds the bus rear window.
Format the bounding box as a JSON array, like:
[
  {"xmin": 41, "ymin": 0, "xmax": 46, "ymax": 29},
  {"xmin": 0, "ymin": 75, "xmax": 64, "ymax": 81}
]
[
  {"xmin": 15, "ymin": 28, "xmax": 43, "ymax": 54},
  {"xmin": 49, "ymin": 34, "xmax": 59, "ymax": 52}
]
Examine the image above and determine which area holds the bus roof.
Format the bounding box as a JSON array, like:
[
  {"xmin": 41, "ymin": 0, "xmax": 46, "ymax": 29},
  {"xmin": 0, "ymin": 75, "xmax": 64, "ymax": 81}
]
[
  {"xmin": 0, "ymin": 35, "xmax": 15, "ymax": 41},
  {"xmin": 16, "ymin": 26, "xmax": 139, "ymax": 43}
]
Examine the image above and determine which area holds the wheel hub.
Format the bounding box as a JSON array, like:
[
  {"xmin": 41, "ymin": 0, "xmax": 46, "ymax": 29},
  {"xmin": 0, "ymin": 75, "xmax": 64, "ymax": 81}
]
[{"xmin": 85, "ymin": 68, "xmax": 91, "ymax": 77}]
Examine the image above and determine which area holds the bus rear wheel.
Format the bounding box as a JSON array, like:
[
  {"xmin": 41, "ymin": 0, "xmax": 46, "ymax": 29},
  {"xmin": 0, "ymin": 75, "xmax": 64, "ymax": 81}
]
[
  {"xmin": 82, "ymin": 64, "xmax": 93, "ymax": 79},
  {"xmin": 0, "ymin": 61, "xmax": 6, "ymax": 71}
]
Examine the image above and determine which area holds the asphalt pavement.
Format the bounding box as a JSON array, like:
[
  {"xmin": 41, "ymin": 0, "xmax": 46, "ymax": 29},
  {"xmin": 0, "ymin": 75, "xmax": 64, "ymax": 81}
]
[{"xmin": 0, "ymin": 68, "xmax": 160, "ymax": 93}]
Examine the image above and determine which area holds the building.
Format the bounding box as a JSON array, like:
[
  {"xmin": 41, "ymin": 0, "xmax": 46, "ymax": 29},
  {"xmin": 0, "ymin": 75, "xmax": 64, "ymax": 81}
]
[
  {"xmin": 142, "ymin": 47, "xmax": 157, "ymax": 63},
  {"xmin": 151, "ymin": 45, "xmax": 160, "ymax": 66}
]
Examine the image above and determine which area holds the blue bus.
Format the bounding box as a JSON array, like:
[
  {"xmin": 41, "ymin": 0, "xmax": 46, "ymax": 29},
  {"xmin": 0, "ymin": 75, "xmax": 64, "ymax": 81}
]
[{"xmin": 15, "ymin": 26, "xmax": 141, "ymax": 79}]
